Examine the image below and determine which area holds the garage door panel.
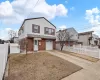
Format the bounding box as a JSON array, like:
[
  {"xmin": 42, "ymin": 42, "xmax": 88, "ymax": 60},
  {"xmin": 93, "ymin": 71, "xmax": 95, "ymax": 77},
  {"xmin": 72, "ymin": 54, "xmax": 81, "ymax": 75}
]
[{"xmin": 46, "ymin": 40, "xmax": 53, "ymax": 50}]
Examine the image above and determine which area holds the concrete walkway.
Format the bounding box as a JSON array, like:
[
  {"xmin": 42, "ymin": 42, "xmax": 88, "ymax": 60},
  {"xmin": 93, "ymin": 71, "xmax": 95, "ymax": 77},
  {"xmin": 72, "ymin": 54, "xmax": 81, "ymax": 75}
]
[{"xmin": 47, "ymin": 50, "xmax": 100, "ymax": 80}]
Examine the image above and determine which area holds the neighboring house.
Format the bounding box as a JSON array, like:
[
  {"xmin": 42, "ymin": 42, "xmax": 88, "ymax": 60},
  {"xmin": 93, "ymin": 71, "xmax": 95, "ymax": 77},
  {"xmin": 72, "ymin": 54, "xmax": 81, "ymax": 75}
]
[
  {"xmin": 12, "ymin": 37, "xmax": 19, "ymax": 43},
  {"xmin": 56, "ymin": 28, "xmax": 78, "ymax": 46},
  {"xmin": 78, "ymin": 31, "xmax": 100, "ymax": 46},
  {"xmin": 18, "ymin": 17, "xmax": 56, "ymax": 53},
  {"xmin": 91, "ymin": 34, "xmax": 99, "ymax": 46},
  {"xmin": 98, "ymin": 38, "xmax": 100, "ymax": 45}
]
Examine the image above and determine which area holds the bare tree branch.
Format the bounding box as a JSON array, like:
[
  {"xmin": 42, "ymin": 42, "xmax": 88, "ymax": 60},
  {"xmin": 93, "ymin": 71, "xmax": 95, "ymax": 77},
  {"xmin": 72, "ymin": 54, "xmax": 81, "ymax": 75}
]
[
  {"xmin": 8, "ymin": 30, "xmax": 17, "ymax": 42},
  {"xmin": 8, "ymin": 30, "xmax": 17, "ymax": 38},
  {"xmin": 57, "ymin": 30, "xmax": 73, "ymax": 51}
]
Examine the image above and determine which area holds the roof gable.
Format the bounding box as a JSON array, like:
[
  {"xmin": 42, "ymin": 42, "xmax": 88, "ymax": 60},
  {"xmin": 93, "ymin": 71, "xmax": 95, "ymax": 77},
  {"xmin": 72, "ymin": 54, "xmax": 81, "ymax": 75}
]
[
  {"xmin": 56, "ymin": 27, "xmax": 78, "ymax": 34},
  {"xmin": 66, "ymin": 27, "xmax": 78, "ymax": 34},
  {"xmin": 19, "ymin": 17, "xmax": 56, "ymax": 31},
  {"xmin": 78, "ymin": 31, "xmax": 94, "ymax": 35}
]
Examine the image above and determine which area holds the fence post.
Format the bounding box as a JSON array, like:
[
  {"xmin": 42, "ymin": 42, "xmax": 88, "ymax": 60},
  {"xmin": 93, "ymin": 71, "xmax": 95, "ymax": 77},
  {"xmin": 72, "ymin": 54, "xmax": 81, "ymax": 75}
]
[
  {"xmin": 73, "ymin": 45, "xmax": 75, "ymax": 53},
  {"xmin": 79, "ymin": 44, "xmax": 81, "ymax": 54},
  {"xmin": 99, "ymin": 50, "xmax": 100, "ymax": 59}
]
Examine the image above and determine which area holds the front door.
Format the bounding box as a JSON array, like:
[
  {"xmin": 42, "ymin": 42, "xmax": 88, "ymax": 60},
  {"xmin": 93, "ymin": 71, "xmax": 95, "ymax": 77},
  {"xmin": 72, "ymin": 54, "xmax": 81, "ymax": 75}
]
[{"xmin": 34, "ymin": 40, "xmax": 38, "ymax": 51}]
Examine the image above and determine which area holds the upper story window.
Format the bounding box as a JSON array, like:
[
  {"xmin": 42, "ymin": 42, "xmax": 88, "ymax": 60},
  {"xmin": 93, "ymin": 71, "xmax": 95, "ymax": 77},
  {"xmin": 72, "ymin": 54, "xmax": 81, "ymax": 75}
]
[
  {"xmin": 45, "ymin": 27, "xmax": 49, "ymax": 34},
  {"xmin": 32, "ymin": 24, "xmax": 40, "ymax": 33},
  {"xmin": 51, "ymin": 29, "xmax": 55, "ymax": 35},
  {"xmin": 45, "ymin": 27, "xmax": 55, "ymax": 35}
]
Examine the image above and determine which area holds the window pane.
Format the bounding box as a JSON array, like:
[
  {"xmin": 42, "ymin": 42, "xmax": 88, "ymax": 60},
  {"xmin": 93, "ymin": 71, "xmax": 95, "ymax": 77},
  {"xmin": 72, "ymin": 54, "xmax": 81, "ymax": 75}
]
[
  {"xmin": 49, "ymin": 28, "xmax": 52, "ymax": 34},
  {"xmin": 32, "ymin": 24, "xmax": 39, "ymax": 33},
  {"xmin": 34, "ymin": 29, "xmax": 38, "ymax": 33},
  {"xmin": 46, "ymin": 28, "xmax": 48, "ymax": 31},
  {"xmin": 35, "ymin": 40, "xmax": 37, "ymax": 45},
  {"xmin": 45, "ymin": 27, "xmax": 49, "ymax": 34},
  {"xmin": 51, "ymin": 29, "xmax": 55, "ymax": 35},
  {"xmin": 34, "ymin": 26, "xmax": 38, "ymax": 29}
]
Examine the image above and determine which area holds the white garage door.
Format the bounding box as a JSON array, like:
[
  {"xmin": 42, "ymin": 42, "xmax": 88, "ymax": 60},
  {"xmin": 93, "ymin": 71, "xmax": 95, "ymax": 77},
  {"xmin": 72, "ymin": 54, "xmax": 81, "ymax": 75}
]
[{"xmin": 46, "ymin": 40, "xmax": 53, "ymax": 50}]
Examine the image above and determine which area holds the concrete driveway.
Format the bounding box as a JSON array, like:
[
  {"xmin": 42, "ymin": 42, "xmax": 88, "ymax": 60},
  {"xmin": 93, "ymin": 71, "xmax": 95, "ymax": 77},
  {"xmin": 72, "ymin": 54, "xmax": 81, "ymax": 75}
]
[{"xmin": 47, "ymin": 50, "xmax": 100, "ymax": 80}]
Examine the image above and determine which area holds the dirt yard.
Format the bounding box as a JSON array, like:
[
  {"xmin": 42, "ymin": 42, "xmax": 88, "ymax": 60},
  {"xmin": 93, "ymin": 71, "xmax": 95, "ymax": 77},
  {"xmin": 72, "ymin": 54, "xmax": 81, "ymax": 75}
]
[
  {"xmin": 59, "ymin": 50, "xmax": 99, "ymax": 62},
  {"xmin": 7, "ymin": 52, "xmax": 82, "ymax": 80}
]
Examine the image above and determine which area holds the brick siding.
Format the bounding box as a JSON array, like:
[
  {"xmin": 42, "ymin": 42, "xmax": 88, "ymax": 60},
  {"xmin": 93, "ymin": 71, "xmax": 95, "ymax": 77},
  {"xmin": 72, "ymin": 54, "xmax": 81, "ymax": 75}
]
[
  {"xmin": 38, "ymin": 39, "xmax": 46, "ymax": 50},
  {"xmin": 19, "ymin": 37, "xmax": 55, "ymax": 52},
  {"xmin": 26, "ymin": 38, "xmax": 33, "ymax": 51}
]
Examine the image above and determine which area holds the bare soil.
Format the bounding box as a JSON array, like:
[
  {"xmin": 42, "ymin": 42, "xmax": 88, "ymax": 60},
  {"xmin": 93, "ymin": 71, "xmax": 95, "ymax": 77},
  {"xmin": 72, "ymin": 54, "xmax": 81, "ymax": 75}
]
[{"xmin": 7, "ymin": 52, "xmax": 82, "ymax": 80}]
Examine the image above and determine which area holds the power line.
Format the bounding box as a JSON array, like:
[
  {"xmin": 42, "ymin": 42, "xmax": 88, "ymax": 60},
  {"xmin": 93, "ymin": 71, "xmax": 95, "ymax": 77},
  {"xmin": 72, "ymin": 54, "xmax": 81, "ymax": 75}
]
[
  {"xmin": 27, "ymin": 0, "xmax": 40, "ymax": 18},
  {"xmin": 72, "ymin": 24, "xmax": 100, "ymax": 31},
  {"xmin": 13, "ymin": 0, "xmax": 40, "ymax": 19}
]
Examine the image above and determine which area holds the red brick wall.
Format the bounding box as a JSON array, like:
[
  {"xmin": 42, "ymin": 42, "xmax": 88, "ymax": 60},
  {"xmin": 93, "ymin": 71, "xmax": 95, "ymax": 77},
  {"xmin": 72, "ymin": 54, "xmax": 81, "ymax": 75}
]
[
  {"xmin": 38, "ymin": 39, "xmax": 46, "ymax": 50},
  {"xmin": 38, "ymin": 39, "xmax": 55, "ymax": 50},
  {"xmin": 53, "ymin": 40, "xmax": 56, "ymax": 49},
  {"xmin": 19, "ymin": 37, "xmax": 33, "ymax": 52},
  {"xmin": 19, "ymin": 38, "xmax": 55, "ymax": 52},
  {"xmin": 26, "ymin": 38, "xmax": 33, "ymax": 51}
]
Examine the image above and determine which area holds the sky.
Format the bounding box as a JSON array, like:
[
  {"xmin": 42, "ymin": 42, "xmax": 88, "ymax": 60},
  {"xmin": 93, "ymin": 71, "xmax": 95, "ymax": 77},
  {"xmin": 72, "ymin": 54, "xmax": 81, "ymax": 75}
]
[{"xmin": 0, "ymin": 0, "xmax": 100, "ymax": 40}]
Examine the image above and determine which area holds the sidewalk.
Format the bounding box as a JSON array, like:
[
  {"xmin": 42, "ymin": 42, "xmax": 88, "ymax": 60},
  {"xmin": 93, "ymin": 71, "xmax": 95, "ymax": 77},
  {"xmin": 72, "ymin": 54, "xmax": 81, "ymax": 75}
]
[{"xmin": 47, "ymin": 50, "xmax": 100, "ymax": 80}]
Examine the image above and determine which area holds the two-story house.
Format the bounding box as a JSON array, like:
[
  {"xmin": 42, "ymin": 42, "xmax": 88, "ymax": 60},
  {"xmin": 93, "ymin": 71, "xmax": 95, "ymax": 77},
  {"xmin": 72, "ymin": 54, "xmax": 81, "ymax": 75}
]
[
  {"xmin": 78, "ymin": 31, "xmax": 94, "ymax": 46},
  {"xmin": 18, "ymin": 17, "xmax": 56, "ymax": 53},
  {"xmin": 56, "ymin": 28, "xmax": 78, "ymax": 46}
]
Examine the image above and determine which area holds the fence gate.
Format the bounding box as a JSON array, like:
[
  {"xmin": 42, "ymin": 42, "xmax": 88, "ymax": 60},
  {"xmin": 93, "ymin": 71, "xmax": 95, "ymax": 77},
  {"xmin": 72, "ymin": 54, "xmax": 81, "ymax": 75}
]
[{"xmin": 10, "ymin": 44, "xmax": 20, "ymax": 54}]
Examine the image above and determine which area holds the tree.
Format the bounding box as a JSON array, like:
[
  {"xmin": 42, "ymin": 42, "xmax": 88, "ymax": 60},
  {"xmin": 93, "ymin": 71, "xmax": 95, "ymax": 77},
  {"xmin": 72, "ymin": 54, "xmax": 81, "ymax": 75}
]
[
  {"xmin": 0, "ymin": 39, "xmax": 1, "ymax": 44},
  {"xmin": 0, "ymin": 39, "xmax": 4, "ymax": 44},
  {"xmin": 8, "ymin": 30, "xmax": 17, "ymax": 43},
  {"xmin": 57, "ymin": 30, "xmax": 73, "ymax": 51}
]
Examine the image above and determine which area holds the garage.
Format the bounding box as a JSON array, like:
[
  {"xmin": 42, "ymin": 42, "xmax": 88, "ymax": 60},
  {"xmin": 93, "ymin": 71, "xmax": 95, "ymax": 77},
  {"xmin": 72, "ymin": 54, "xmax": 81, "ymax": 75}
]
[{"xmin": 46, "ymin": 40, "xmax": 53, "ymax": 50}]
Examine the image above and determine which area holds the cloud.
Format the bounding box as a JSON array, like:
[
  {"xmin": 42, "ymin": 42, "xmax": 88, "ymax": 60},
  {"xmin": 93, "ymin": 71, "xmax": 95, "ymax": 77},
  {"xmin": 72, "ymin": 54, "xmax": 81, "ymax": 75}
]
[
  {"xmin": 58, "ymin": 25, "xmax": 67, "ymax": 31},
  {"xmin": 0, "ymin": 0, "xmax": 68, "ymax": 24},
  {"xmin": 70, "ymin": 7, "xmax": 75, "ymax": 11},
  {"xmin": 85, "ymin": 7, "xmax": 100, "ymax": 25},
  {"xmin": 5, "ymin": 28, "xmax": 12, "ymax": 31},
  {"xmin": 0, "ymin": 1, "xmax": 13, "ymax": 17},
  {"xmin": 89, "ymin": 26, "xmax": 100, "ymax": 36},
  {"xmin": 85, "ymin": 7, "xmax": 100, "ymax": 36}
]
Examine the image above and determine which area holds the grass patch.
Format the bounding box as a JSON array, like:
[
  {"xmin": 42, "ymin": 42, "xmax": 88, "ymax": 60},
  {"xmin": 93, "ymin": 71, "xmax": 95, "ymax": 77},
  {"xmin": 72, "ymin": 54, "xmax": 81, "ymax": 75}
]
[
  {"xmin": 59, "ymin": 50, "xmax": 99, "ymax": 62},
  {"xmin": 8, "ymin": 52, "xmax": 82, "ymax": 80}
]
